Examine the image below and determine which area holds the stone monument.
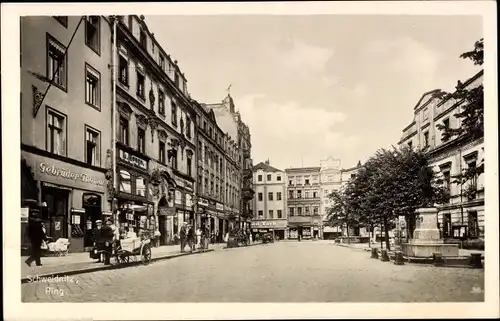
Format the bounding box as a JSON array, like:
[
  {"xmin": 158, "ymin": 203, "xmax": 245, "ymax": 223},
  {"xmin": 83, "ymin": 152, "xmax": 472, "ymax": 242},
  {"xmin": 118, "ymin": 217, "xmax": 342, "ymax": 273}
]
[{"xmin": 401, "ymin": 208, "xmax": 459, "ymax": 258}]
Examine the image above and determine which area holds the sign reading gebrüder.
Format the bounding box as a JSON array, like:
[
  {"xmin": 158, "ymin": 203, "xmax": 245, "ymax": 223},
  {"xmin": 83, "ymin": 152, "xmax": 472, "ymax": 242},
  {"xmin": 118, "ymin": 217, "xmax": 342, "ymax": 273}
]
[
  {"xmin": 39, "ymin": 163, "xmax": 106, "ymax": 186},
  {"xmin": 119, "ymin": 149, "xmax": 147, "ymax": 170}
]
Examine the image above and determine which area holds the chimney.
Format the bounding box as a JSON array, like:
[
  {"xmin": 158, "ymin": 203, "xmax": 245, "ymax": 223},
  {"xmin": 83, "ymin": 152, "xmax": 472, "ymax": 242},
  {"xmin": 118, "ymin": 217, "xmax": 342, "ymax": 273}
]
[
  {"xmin": 265, "ymin": 159, "xmax": 270, "ymax": 165},
  {"xmin": 357, "ymin": 160, "xmax": 362, "ymax": 167}
]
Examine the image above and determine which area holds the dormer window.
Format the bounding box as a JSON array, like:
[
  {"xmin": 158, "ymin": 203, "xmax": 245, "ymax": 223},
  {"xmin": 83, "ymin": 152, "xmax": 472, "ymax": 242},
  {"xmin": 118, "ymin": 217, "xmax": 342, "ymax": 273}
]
[{"xmin": 140, "ymin": 29, "xmax": 147, "ymax": 49}]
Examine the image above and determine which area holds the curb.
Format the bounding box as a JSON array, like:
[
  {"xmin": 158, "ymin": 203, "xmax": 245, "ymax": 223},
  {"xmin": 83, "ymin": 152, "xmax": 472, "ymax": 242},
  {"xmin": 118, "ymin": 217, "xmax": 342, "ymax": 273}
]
[
  {"xmin": 21, "ymin": 249, "xmax": 214, "ymax": 284},
  {"xmin": 222, "ymin": 242, "xmax": 267, "ymax": 250}
]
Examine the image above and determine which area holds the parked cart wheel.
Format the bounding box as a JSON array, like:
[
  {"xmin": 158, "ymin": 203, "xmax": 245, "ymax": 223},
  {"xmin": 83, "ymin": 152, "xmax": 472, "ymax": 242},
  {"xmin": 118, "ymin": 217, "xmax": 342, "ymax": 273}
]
[
  {"xmin": 140, "ymin": 243, "xmax": 152, "ymax": 265},
  {"xmin": 115, "ymin": 253, "xmax": 130, "ymax": 264}
]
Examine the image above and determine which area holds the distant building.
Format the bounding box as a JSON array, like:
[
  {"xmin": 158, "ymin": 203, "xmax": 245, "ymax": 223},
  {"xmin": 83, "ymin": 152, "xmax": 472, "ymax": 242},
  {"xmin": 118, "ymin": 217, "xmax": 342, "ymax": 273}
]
[
  {"xmin": 339, "ymin": 161, "xmax": 365, "ymax": 237},
  {"xmin": 252, "ymin": 160, "xmax": 287, "ymax": 239},
  {"xmin": 398, "ymin": 70, "xmax": 484, "ymax": 240},
  {"xmin": 285, "ymin": 167, "xmax": 322, "ymax": 239},
  {"xmin": 319, "ymin": 157, "xmax": 343, "ymax": 239}
]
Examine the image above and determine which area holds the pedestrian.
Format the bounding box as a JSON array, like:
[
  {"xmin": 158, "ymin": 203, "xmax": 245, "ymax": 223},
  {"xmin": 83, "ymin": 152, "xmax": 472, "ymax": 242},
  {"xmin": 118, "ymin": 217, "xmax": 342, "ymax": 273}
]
[
  {"xmin": 202, "ymin": 225, "xmax": 210, "ymax": 250},
  {"xmin": 187, "ymin": 225, "xmax": 195, "ymax": 253},
  {"xmin": 101, "ymin": 219, "xmax": 116, "ymax": 265},
  {"xmin": 196, "ymin": 227, "xmax": 202, "ymax": 250},
  {"xmin": 92, "ymin": 220, "xmax": 104, "ymax": 262},
  {"xmin": 25, "ymin": 215, "xmax": 47, "ymax": 267},
  {"xmin": 180, "ymin": 222, "xmax": 187, "ymax": 252}
]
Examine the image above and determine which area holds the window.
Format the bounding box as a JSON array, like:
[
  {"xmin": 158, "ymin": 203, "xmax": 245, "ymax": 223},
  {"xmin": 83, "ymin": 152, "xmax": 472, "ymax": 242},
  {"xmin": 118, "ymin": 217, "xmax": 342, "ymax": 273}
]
[
  {"xmin": 47, "ymin": 110, "xmax": 66, "ymax": 155},
  {"xmin": 267, "ymin": 174, "xmax": 272, "ymax": 181},
  {"xmin": 305, "ymin": 207, "xmax": 310, "ymax": 215},
  {"xmin": 137, "ymin": 128, "xmax": 146, "ymax": 154},
  {"xmin": 85, "ymin": 16, "xmax": 100, "ymax": 54},
  {"xmin": 47, "ymin": 35, "xmax": 67, "ymax": 90},
  {"xmin": 442, "ymin": 170, "xmax": 451, "ymax": 200},
  {"xmin": 158, "ymin": 90, "xmax": 165, "ymax": 115},
  {"xmin": 119, "ymin": 116, "xmax": 129, "ymax": 145},
  {"xmin": 277, "ymin": 192, "xmax": 282, "ymax": 201},
  {"xmin": 442, "ymin": 118, "xmax": 450, "ymax": 142},
  {"xmin": 305, "ymin": 191, "xmax": 310, "ymax": 198},
  {"xmin": 118, "ymin": 55, "xmax": 129, "ymax": 85},
  {"xmin": 187, "ymin": 156, "xmax": 192, "ymax": 177},
  {"xmin": 423, "ymin": 107, "xmax": 428, "ymax": 120},
  {"xmin": 258, "ymin": 175, "xmax": 262, "ymax": 182},
  {"xmin": 258, "ymin": 210, "xmax": 263, "ymax": 217},
  {"xmin": 467, "ymin": 211, "xmax": 479, "ymax": 238},
  {"xmin": 268, "ymin": 192, "xmax": 273, "ymax": 201},
  {"xmin": 277, "ymin": 210, "xmax": 283, "ymax": 219},
  {"xmin": 313, "ymin": 191, "xmax": 318, "ymax": 198},
  {"xmin": 269, "ymin": 210, "xmax": 274, "ymax": 218},
  {"xmin": 288, "ymin": 191, "xmax": 293, "ymax": 199},
  {"xmin": 159, "ymin": 141, "xmax": 166, "ymax": 164},
  {"xmin": 289, "ymin": 207, "xmax": 294, "ymax": 216},
  {"xmin": 186, "ymin": 118, "xmax": 191, "ymax": 139},
  {"xmin": 209, "ymin": 127, "xmax": 213, "ymax": 138},
  {"xmin": 53, "ymin": 16, "xmax": 68, "ymax": 27},
  {"xmin": 423, "ymin": 131, "xmax": 429, "ymax": 147},
  {"xmin": 305, "ymin": 179, "xmax": 310, "ymax": 185},
  {"xmin": 174, "ymin": 73, "xmax": 180, "ymax": 87},
  {"xmin": 136, "ymin": 176, "xmax": 146, "ymax": 197},
  {"xmin": 159, "ymin": 55, "xmax": 165, "ymax": 70},
  {"xmin": 313, "ymin": 207, "xmax": 319, "ymax": 215},
  {"xmin": 288, "ymin": 179, "xmax": 293, "ymax": 186},
  {"xmin": 408, "ymin": 141, "xmax": 413, "ymax": 149},
  {"xmin": 136, "ymin": 72, "xmax": 145, "ymax": 99},
  {"xmin": 351, "ymin": 174, "xmax": 356, "ymax": 179},
  {"xmin": 85, "ymin": 64, "xmax": 100, "ymax": 109},
  {"xmin": 297, "ymin": 207, "xmax": 302, "ymax": 215},
  {"xmin": 171, "ymin": 149, "xmax": 178, "ymax": 170},
  {"xmin": 467, "ymin": 160, "xmax": 478, "ymax": 191},
  {"xmin": 258, "ymin": 193, "xmax": 263, "ymax": 201},
  {"xmin": 297, "ymin": 190, "xmax": 302, "ymax": 198},
  {"xmin": 277, "ymin": 175, "xmax": 282, "ymax": 181},
  {"xmin": 171, "ymin": 102, "xmax": 177, "ymax": 126},
  {"xmin": 119, "ymin": 170, "xmax": 131, "ymax": 193},
  {"xmin": 85, "ymin": 127, "xmax": 99, "ymax": 166},
  {"xmin": 140, "ymin": 29, "xmax": 147, "ymax": 49}
]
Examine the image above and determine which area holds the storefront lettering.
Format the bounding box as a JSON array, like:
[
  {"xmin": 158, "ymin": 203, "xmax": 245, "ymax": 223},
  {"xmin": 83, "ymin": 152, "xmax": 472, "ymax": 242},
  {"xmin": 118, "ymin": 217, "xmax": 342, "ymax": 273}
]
[
  {"xmin": 39, "ymin": 163, "xmax": 105, "ymax": 186},
  {"xmin": 119, "ymin": 150, "xmax": 147, "ymax": 170}
]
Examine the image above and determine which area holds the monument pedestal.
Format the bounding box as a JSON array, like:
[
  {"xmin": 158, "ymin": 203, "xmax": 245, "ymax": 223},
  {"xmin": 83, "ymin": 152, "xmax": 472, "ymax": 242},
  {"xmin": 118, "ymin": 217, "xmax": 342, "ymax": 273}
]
[{"xmin": 402, "ymin": 208, "xmax": 459, "ymax": 258}]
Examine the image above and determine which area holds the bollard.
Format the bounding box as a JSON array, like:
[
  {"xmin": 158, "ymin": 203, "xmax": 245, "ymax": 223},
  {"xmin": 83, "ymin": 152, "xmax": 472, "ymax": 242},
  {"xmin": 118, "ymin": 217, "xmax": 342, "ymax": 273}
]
[
  {"xmin": 469, "ymin": 253, "xmax": 483, "ymax": 268},
  {"xmin": 433, "ymin": 253, "xmax": 445, "ymax": 266},
  {"xmin": 394, "ymin": 251, "xmax": 405, "ymax": 265},
  {"xmin": 371, "ymin": 248, "xmax": 379, "ymax": 259},
  {"xmin": 380, "ymin": 249, "xmax": 390, "ymax": 262}
]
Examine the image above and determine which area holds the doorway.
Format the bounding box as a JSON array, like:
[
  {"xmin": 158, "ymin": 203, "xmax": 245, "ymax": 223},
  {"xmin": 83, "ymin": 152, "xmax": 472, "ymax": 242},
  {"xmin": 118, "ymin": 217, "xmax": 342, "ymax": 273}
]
[
  {"xmin": 83, "ymin": 193, "xmax": 102, "ymax": 248},
  {"xmin": 42, "ymin": 187, "xmax": 69, "ymax": 241}
]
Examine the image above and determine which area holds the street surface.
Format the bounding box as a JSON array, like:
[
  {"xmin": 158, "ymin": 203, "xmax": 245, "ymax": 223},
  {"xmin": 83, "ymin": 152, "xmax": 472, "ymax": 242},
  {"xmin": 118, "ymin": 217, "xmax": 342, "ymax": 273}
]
[{"xmin": 22, "ymin": 241, "xmax": 484, "ymax": 302}]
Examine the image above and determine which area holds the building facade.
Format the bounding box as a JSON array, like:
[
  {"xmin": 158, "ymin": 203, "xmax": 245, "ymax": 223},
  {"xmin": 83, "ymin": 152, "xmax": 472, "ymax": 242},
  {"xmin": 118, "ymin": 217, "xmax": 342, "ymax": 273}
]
[
  {"xmin": 319, "ymin": 157, "xmax": 343, "ymax": 239},
  {"xmin": 114, "ymin": 15, "xmax": 197, "ymax": 245},
  {"xmin": 398, "ymin": 70, "xmax": 484, "ymax": 240},
  {"xmin": 238, "ymin": 113, "xmax": 255, "ymax": 228},
  {"xmin": 285, "ymin": 167, "xmax": 322, "ymax": 239},
  {"xmin": 194, "ymin": 101, "xmax": 228, "ymax": 238},
  {"xmin": 252, "ymin": 161, "xmax": 287, "ymax": 239},
  {"xmin": 339, "ymin": 162, "xmax": 365, "ymax": 237},
  {"xmin": 21, "ymin": 16, "xmax": 113, "ymax": 252}
]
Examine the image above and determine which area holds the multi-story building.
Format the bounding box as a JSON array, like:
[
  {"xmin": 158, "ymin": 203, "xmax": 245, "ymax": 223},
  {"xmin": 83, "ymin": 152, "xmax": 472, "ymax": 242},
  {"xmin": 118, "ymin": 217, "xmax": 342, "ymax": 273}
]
[
  {"xmin": 252, "ymin": 160, "xmax": 287, "ymax": 239},
  {"xmin": 285, "ymin": 167, "xmax": 322, "ymax": 239},
  {"xmin": 205, "ymin": 94, "xmax": 255, "ymax": 229},
  {"xmin": 398, "ymin": 70, "xmax": 484, "ymax": 240},
  {"xmin": 319, "ymin": 157, "xmax": 343, "ymax": 239},
  {"xmin": 223, "ymin": 132, "xmax": 241, "ymax": 230},
  {"xmin": 20, "ymin": 16, "xmax": 113, "ymax": 252},
  {"xmin": 114, "ymin": 15, "xmax": 197, "ymax": 245},
  {"xmin": 194, "ymin": 101, "xmax": 228, "ymax": 238}
]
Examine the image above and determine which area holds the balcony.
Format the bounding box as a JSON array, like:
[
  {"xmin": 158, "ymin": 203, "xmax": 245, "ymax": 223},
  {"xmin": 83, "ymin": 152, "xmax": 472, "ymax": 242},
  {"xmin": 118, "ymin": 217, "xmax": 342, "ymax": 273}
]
[
  {"xmin": 243, "ymin": 149, "xmax": 251, "ymax": 158},
  {"xmin": 243, "ymin": 168, "xmax": 252, "ymax": 179},
  {"xmin": 242, "ymin": 186, "xmax": 255, "ymax": 200}
]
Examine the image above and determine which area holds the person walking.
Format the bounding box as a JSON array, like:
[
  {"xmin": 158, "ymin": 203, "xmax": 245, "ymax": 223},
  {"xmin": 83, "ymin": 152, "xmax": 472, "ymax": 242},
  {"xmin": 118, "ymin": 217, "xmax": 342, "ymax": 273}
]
[
  {"xmin": 91, "ymin": 220, "xmax": 104, "ymax": 262},
  {"xmin": 100, "ymin": 219, "xmax": 116, "ymax": 265},
  {"xmin": 196, "ymin": 227, "xmax": 202, "ymax": 250},
  {"xmin": 202, "ymin": 225, "xmax": 210, "ymax": 250},
  {"xmin": 25, "ymin": 215, "xmax": 47, "ymax": 267},
  {"xmin": 179, "ymin": 222, "xmax": 187, "ymax": 252},
  {"xmin": 187, "ymin": 225, "xmax": 195, "ymax": 253}
]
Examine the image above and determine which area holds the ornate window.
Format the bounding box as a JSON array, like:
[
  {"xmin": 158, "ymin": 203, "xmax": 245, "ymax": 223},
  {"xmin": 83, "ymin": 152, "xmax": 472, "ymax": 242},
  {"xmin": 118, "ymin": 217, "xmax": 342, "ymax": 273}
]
[{"xmin": 119, "ymin": 170, "xmax": 132, "ymax": 193}]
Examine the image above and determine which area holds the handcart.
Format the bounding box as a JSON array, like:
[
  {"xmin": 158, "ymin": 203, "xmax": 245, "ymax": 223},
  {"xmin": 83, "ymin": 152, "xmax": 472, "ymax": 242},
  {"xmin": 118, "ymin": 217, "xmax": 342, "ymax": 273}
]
[{"xmin": 96, "ymin": 236, "xmax": 152, "ymax": 266}]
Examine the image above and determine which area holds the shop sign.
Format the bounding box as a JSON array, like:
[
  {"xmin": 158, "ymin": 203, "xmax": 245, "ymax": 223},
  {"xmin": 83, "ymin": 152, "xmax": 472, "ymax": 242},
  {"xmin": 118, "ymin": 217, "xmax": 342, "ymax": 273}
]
[
  {"xmin": 119, "ymin": 149, "xmax": 147, "ymax": 170},
  {"xmin": 159, "ymin": 207, "xmax": 175, "ymax": 216},
  {"xmin": 208, "ymin": 200, "xmax": 216, "ymax": 208},
  {"xmin": 39, "ymin": 163, "xmax": 106, "ymax": 186},
  {"xmin": 216, "ymin": 203, "xmax": 224, "ymax": 211},
  {"xmin": 198, "ymin": 197, "xmax": 209, "ymax": 206}
]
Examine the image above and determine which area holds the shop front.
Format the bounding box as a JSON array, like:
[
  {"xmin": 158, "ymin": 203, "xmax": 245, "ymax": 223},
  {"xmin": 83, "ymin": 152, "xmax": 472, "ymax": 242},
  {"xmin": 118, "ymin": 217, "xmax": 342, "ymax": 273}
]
[
  {"xmin": 287, "ymin": 215, "xmax": 322, "ymax": 240},
  {"xmin": 21, "ymin": 151, "xmax": 109, "ymax": 253},
  {"xmin": 251, "ymin": 219, "xmax": 288, "ymax": 240},
  {"xmin": 197, "ymin": 197, "xmax": 219, "ymax": 234},
  {"xmin": 172, "ymin": 171, "xmax": 196, "ymax": 228},
  {"xmin": 115, "ymin": 144, "xmax": 154, "ymax": 238}
]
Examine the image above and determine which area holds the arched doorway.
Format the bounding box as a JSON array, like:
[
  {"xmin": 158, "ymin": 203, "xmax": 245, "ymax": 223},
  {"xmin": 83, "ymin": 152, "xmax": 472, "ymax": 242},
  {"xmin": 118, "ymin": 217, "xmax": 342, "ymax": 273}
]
[
  {"xmin": 83, "ymin": 193, "xmax": 102, "ymax": 248},
  {"xmin": 158, "ymin": 195, "xmax": 169, "ymax": 245}
]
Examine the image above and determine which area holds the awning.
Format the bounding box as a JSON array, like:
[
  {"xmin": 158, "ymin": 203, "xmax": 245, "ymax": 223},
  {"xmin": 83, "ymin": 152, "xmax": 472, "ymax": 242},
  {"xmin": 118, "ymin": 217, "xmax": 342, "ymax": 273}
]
[{"xmin": 21, "ymin": 159, "xmax": 37, "ymax": 201}]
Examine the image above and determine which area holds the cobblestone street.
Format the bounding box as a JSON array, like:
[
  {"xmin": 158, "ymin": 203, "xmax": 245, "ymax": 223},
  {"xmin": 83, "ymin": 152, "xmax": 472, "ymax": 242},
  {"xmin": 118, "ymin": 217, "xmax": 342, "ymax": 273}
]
[{"xmin": 21, "ymin": 241, "xmax": 484, "ymax": 302}]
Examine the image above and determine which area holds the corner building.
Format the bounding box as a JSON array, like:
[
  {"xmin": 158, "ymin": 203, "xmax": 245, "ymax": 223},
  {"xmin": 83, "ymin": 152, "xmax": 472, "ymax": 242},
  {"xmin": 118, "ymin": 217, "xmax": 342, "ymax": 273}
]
[
  {"xmin": 114, "ymin": 15, "xmax": 196, "ymax": 244},
  {"xmin": 285, "ymin": 167, "xmax": 322, "ymax": 239},
  {"xmin": 21, "ymin": 16, "xmax": 113, "ymax": 252},
  {"xmin": 252, "ymin": 161, "xmax": 287, "ymax": 239}
]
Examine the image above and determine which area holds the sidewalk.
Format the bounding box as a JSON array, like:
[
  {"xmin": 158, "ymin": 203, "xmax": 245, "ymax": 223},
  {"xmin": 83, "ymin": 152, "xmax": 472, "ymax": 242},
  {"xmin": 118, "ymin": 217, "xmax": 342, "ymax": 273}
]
[
  {"xmin": 335, "ymin": 241, "xmax": 485, "ymax": 257},
  {"xmin": 21, "ymin": 243, "xmax": 225, "ymax": 283}
]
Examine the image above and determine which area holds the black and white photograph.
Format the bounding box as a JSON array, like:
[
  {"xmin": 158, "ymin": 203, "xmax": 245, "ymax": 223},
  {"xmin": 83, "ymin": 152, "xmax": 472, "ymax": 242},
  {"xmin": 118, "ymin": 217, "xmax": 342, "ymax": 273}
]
[{"xmin": 2, "ymin": 1, "xmax": 498, "ymax": 320}]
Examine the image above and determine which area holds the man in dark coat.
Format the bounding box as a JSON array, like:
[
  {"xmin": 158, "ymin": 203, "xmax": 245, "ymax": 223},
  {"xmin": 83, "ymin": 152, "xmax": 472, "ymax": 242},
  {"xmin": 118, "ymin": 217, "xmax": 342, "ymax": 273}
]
[
  {"xmin": 25, "ymin": 216, "xmax": 47, "ymax": 267},
  {"xmin": 187, "ymin": 225, "xmax": 195, "ymax": 253},
  {"xmin": 91, "ymin": 220, "xmax": 104, "ymax": 262},
  {"xmin": 179, "ymin": 222, "xmax": 187, "ymax": 252}
]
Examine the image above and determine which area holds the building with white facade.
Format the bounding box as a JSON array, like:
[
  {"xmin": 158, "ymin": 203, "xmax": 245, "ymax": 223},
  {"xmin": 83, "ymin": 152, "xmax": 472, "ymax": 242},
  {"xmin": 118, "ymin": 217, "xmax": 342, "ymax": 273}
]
[
  {"xmin": 398, "ymin": 70, "xmax": 484, "ymax": 240},
  {"xmin": 252, "ymin": 160, "xmax": 287, "ymax": 239},
  {"xmin": 319, "ymin": 157, "xmax": 343, "ymax": 239}
]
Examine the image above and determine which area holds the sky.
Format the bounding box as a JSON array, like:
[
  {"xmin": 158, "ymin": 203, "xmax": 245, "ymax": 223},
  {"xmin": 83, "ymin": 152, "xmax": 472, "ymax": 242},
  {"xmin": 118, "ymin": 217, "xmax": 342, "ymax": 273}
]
[{"xmin": 145, "ymin": 14, "xmax": 483, "ymax": 171}]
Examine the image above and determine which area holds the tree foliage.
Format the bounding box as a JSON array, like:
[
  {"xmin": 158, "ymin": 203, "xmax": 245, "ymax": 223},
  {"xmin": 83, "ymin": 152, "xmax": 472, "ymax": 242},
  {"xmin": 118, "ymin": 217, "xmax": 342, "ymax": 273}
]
[{"xmin": 328, "ymin": 146, "xmax": 448, "ymax": 250}]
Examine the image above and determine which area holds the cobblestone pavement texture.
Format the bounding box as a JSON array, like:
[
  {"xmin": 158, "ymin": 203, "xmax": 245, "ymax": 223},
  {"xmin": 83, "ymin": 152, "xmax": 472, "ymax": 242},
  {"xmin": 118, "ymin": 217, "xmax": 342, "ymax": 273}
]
[{"xmin": 21, "ymin": 241, "xmax": 484, "ymax": 302}]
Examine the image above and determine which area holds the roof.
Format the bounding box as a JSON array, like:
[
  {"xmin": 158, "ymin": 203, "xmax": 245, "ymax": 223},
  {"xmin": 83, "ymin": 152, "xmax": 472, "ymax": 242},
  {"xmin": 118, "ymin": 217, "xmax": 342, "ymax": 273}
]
[
  {"xmin": 253, "ymin": 162, "xmax": 283, "ymax": 173},
  {"xmin": 285, "ymin": 167, "xmax": 321, "ymax": 173}
]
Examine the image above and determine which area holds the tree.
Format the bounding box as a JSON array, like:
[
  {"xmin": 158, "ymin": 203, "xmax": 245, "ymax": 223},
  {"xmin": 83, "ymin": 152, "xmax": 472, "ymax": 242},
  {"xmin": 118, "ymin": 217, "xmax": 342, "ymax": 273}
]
[
  {"xmin": 435, "ymin": 38, "xmax": 484, "ymax": 202},
  {"xmin": 343, "ymin": 146, "xmax": 448, "ymax": 250},
  {"xmin": 326, "ymin": 189, "xmax": 358, "ymax": 244}
]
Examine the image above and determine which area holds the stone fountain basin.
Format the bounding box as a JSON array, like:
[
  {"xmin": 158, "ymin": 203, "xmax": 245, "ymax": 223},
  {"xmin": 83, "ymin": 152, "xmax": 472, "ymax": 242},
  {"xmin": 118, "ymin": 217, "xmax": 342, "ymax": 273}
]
[{"xmin": 401, "ymin": 243, "xmax": 459, "ymax": 258}]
